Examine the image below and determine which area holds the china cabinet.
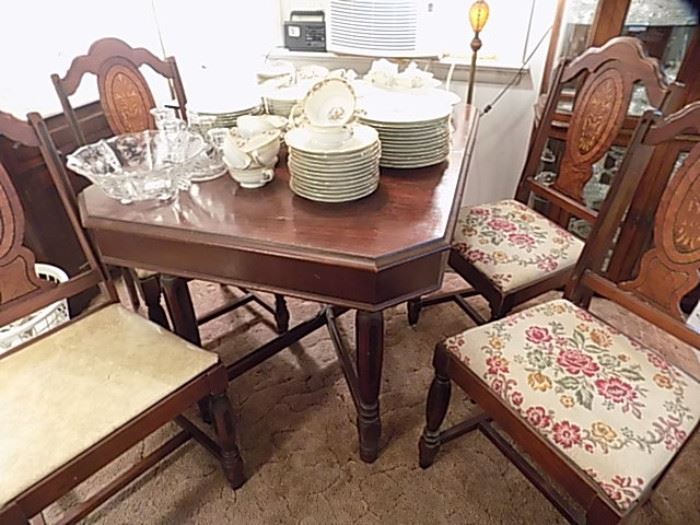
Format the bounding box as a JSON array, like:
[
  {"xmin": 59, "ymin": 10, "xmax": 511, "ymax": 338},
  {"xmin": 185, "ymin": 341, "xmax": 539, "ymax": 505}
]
[
  {"xmin": 541, "ymin": 0, "xmax": 698, "ymax": 127},
  {"xmin": 544, "ymin": 0, "xmax": 698, "ymax": 91}
]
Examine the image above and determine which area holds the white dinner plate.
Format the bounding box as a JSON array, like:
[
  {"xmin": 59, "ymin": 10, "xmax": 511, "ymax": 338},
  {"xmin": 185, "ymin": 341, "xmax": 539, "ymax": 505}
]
[
  {"xmin": 381, "ymin": 150, "xmax": 449, "ymax": 162},
  {"xmin": 379, "ymin": 137, "xmax": 449, "ymax": 149},
  {"xmin": 290, "ymin": 147, "xmax": 380, "ymax": 167},
  {"xmin": 292, "ymin": 173, "xmax": 379, "ymax": 193},
  {"xmin": 359, "ymin": 104, "xmax": 451, "ymax": 124},
  {"xmin": 290, "ymin": 160, "xmax": 378, "ymax": 178},
  {"xmin": 289, "ymin": 157, "xmax": 379, "ymax": 173},
  {"xmin": 290, "ymin": 179, "xmax": 378, "ymax": 203},
  {"xmin": 380, "ymin": 156, "xmax": 448, "ymax": 168},
  {"xmin": 290, "ymin": 158, "xmax": 379, "ymax": 177}
]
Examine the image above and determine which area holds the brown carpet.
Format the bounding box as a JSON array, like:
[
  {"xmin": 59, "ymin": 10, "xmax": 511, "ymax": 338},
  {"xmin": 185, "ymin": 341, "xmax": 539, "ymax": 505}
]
[{"xmin": 45, "ymin": 276, "xmax": 700, "ymax": 524}]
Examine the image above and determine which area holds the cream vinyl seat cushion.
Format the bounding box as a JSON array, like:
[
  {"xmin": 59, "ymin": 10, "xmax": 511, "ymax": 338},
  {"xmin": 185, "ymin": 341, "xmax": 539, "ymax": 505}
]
[
  {"xmin": 134, "ymin": 268, "xmax": 158, "ymax": 279},
  {"xmin": 0, "ymin": 304, "xmax": 218, "ymax": 507},
  {"xmin": 443, "ymin": 299, "xmax": 700, "ymax": 512},
  {"xmin": 452, "ymin": 199, "xmax": 585, "ymax": 292}
]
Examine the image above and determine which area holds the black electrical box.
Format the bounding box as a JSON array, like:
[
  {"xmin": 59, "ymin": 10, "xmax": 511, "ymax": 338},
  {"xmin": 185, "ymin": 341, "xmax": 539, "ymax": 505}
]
[{"xmin": 284, "ymin": 11, "xmax": 326, "ymax": 52}]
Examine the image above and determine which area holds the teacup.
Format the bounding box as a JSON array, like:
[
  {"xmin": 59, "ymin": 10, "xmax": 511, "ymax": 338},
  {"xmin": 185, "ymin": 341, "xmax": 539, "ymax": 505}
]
[
  {"xmin": 308, "ymin": 125, "xmax": 353, "ymax": 147},
  {"xmin": 303, "ymin": 78, "xmax": 356, "ymax": 128},
  {"xmin": 240, "ymin": 130, "xmax": 281, "ymax": 167},
  {"xmin": 223, "ymin": 159, "xmax": 275, "ymax": 189},
  {"xmin": 237, "ymin": 115, "xmax": 287, "ymax": 139},
  {"xmin": 223, "ymin": 129, "xmax": 281, "ymax": 168}
]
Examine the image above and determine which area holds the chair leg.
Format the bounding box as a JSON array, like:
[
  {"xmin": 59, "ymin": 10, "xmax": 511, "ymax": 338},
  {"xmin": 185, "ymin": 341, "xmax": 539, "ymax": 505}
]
[
  {"xmin": 274, "ymin": 294, "xmax": 290, "ymax": 333},
  {"xmin": 419, "ymin": 345, "xmax": 452, "ymax": 468},
  {"xmin": 407, "ymin": 297, "xmax": 422, "ymax": 326},
  {"xmin": 121, "ymin": 267, "xmax": 140, "ymax": 310},
  {"xmin": 140, "ymin": 274, "xmax": 169, "ymax": 329},
  {"xmin": 160, "ymin": 275, "xmax": 211, "ymax": 423},
  {"xmin": 585, "ymin": 496, "xmax": 620, "ymax": 524},
  {"xmin": 489, "ymin": 295, "xmax": 512, "ymax": 321},
  {"xmin": 211, "ymin": 392, "xmax": 246, "ymax": 489}
]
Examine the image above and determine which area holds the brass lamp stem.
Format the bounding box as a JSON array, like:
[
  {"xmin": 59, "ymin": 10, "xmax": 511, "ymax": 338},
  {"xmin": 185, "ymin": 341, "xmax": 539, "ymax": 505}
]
[{"xmin": 467, "ymin": 32, "xmax": 482, "ymax": 105}]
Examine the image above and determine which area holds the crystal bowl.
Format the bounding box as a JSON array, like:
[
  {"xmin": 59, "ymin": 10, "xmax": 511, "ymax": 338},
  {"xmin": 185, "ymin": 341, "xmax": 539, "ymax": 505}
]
[{"xmin": 66, "ymin": 130, "xmax": 206, "ymax": 204}]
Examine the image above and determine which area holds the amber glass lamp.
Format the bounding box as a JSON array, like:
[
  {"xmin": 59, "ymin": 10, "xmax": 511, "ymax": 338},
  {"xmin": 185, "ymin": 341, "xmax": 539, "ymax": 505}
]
[{"xmin": 467, "ymin": 0, "xmax": 490, "ymax": 104}]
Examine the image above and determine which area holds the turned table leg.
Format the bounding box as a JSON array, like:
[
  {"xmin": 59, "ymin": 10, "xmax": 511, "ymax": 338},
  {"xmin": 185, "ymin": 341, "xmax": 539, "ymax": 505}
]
[{"xmin": 355, "ymin": 309, "xmax": 384, "ymax": 463}]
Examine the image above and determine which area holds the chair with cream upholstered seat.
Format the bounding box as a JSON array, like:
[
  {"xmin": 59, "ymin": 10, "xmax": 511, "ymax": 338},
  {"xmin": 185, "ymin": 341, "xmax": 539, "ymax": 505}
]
[
  {"xmin": 418, "ymin": 101, "xmax": 700, "ymax": 523},
  {"xmin": 0, "ymin": 110, "xmax": 244, "ymax": 525},
  {"xmin": 407, "ymin": 37, "xmax": 676, "ymax": 326}
]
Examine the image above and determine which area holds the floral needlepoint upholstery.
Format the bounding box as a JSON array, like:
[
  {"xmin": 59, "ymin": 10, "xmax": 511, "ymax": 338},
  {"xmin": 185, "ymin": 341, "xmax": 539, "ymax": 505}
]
[
  {"xmin": 452, "ymin": 200, "xmax": 585, "ymax": 292},
  {"xmin": 443, "ymin": 299, "xmax": 700, "ymax": 512}
]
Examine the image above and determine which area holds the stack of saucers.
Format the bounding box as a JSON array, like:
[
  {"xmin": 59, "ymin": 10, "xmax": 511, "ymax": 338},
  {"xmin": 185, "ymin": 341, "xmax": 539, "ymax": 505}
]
[
  {"xmin": 286, "ymin": 78, "xmax": 381, "ymax": 203},
  {"xmin": 286, "ymin": 125, "xmax": 380, "ymax": 203},
  {"xmin": 358, "ymin": 104, "xmax": 451, "ymax": 169}
]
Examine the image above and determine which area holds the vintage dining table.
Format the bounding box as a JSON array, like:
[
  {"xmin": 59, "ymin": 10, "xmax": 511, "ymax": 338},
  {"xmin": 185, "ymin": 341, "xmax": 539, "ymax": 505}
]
[{"xmin": 78, "ymin": 104, "xmax": 479, "ymax": 463}]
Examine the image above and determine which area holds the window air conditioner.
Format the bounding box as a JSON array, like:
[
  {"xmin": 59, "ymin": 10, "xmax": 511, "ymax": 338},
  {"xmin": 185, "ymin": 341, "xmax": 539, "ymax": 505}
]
[{"xmin": 327, "ymin": 0, "xmax": 443, "ymax": 58}]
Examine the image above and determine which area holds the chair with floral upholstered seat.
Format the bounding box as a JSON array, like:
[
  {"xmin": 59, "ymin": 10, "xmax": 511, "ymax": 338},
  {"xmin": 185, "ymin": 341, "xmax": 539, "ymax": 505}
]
[
  {"xmin": 0, "ymin": 110, "xmax": 245, "ymax": 524},
  {"xmin": 407, "ymin": 36, "xmax": 677, "ymax": 326},
  {"xmin": 418, "ymin": 102, "xmax": 700, "ymax": 523}
]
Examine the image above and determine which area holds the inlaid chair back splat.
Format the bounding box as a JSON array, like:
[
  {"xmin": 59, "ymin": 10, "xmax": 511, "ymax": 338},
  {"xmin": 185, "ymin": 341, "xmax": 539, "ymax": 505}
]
[
  {"xmin": 51, "ymin": 37, "xmax": 187, "ymax": 145},
  {"xmin": 568, "ymin": 102, "xmax": 700, "ymax": 350},
  {"xmin": 0, "ymin": 110, "xmax": 115, "ymax": 329},
  {"xmin": 516, "ymin": 36, "xmax": 672, "ymax": 223}
]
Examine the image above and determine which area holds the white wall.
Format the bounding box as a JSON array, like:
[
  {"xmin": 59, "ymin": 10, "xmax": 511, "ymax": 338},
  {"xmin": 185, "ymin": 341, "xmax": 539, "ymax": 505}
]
[
  {"xmin": 0, "ymin": 1, "xmax": 164, "ymax": 116},
  {"xmin": 154, "ymin": 0, "xmax": 280, "ymax": 112},
  {"xmin": 461, "ymin": 0, "xmax": 557, "ymax": 205},
  {"xmin": 0, "ymin": 0, "xmax": 279, "ymax": 116}
]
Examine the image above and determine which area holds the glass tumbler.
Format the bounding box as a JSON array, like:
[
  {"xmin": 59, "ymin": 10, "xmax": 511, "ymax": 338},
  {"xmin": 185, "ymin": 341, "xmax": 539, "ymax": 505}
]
[{"xmin": 150, "ymin": 107, "xmax": 176, "ymax": 130}]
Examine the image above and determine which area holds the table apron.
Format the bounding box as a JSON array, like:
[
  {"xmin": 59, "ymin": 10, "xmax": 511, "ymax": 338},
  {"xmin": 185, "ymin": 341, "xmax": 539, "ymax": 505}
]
[{"xmin": 91, "ymin": 229, "xmax": 448, "ymax": 311}]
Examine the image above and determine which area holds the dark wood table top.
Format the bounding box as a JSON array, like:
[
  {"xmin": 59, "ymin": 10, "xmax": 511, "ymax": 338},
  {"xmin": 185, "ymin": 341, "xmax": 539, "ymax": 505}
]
[
  {"xmin": 79, "ymin": 105, "xmax": 478, "ymax": 309},
  {"xmin": 80, "ymin": 106, "xmax": 478, "ymax": 269}
]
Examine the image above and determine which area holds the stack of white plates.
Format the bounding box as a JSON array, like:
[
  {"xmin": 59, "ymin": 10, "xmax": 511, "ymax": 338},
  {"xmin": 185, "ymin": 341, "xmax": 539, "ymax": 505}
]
[
  {"xmin": 263, "ymin": 84, "xmax": 307, "ymax": 117},
  {"xmin": 194, "ymin": 102, "xmax": 262, "ymax": 128},
  {"xmin": 285, "ymin": 125, "xmax": 381, "ymax": 203},
  {"xmin": 358, "ymin": 104, "xmax": 451, "ymax": 169},
  {"xmin": 265, "ymin": 99, "xmax": 296, "ymax": 117}
]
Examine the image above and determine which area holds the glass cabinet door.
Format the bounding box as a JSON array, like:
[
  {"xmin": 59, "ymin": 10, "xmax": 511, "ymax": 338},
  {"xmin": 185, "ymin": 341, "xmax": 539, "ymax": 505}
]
[
  {"xmin": 622, "ymin": 0, "xmax": 698, "ymax": 81},
  {"xmin": 556, "ymin": 0, "xmax": 599, "ymax": 59}
]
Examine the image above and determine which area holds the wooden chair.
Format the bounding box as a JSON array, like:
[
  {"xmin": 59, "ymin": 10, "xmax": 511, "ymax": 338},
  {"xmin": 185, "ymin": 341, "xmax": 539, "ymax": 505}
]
[
  {"xmin": 51, "ymin": 37, "xmax": 290, "ymax": 339},
  {"xmin": 418, "ymin": 101, "xmax": 700, "ymax": 524},
  {"xmin": 0, "ymin": 110, "xmax": 245, "ymax": 524},
  {"xmin": 407, "ymin": 37, "xmax": 675, "ymax": 326}
]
